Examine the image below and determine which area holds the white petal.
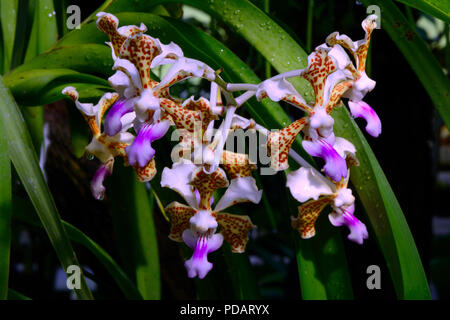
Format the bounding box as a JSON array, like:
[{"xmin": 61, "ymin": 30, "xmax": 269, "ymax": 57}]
[
  {"xmin": 231, "ymin": 114, "xmax": 255, "ymax": 130},
  {"xmin": 112, "ymin": 58, "xmax": 143, "ymax": 91},
  {"xmin": 326, "ymin": 32, "xmax": 358, "ymax": 51},
  {"xmin": 344, "ymin": 71, "xmax": 376, "ymax": 101},
  {"xmin": 189, "ymin": 210, "xmax": 218, "ymax": 233},
  {"xmin": 154, "ymin": 57, "xmax": 215, "ymax": 92},
  {"xmin": 151, "ymin": 40, "xmax": 184, "ymax": 68},
  {"xmin": 334, "ymin": 188, "xmax": 354, "ymax": 208},
  {"xmin": 85, "ymin": 138, "xmax": 111, "ymax": 163},
  {"xmin": 62, "ymin": 86, "xmax": 97, "ymax": 116},
  {"xmin": 108, "ymin": 70, "xmax": 137, "ymax": 99},
  {"xmin": 256, "ymin": 77, "xmax": 306, "ymax": 105},
  {"xmin": 214, "ymin": 176, "xmax": 262, "ymax": 212},
  {"xmin": 322, "ymin": 69, "xmax": 351, "ymax": 107},
  {"xmin": 120, "ymin": 111, "xmax": 136, "ymax": 132},
  {"xmin": 286, "ymin": 167, "xmax": 334, "ymax": 203},
  {"xmin": 117, "ymin": 23, "xmax": 147, "ymax": 37},
  {"xmin": 161, "ymin": 161, "xmax": 198, "ymax": 208},
  {"xmin": 328, "ymin": 44, "xmax": 351, "ymax": 70},
  {"xmin": 134, "ymin": 89, "xmax": 160, "ymax": 121},
  {"xmin": 309, "ymin": 106, "xmax": 334, "ymax": 139},
  {"xmin": 333, "ymin": 137, "xmax": 356, "ymax": 159}
]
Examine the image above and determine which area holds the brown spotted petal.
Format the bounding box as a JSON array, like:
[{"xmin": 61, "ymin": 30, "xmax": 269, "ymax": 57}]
[
  {"xmin": 221, "ymin": 150, "xmax": 256, "ymax": 179},
  {"xmin": 301, "ymin": 48, "xmax": 338, "ymax": 107},
  {"xmin": 86, "ymin": 131, "xmax": 135, "ymax": 164},
  {"xmin": 96, "ymin": 12, "xmax": 145, "ymax": 59},
  {"xmin": 62, "ymin": 87, "xmax": 118, "ymax": 137},
  {"xmin": 291, "ymin": 196, "xmax": 334, "ymax": 239},
  {"xmin": 133, "ymin": 157, "xmax": 157, "ymax": 182},
  {"xmin": 153, "ymin": 57, "xmax": 215, "ymax": 94},
  {"xmin": 267, "ymin": 117, "xmax": 307, "ymax": 171},
  {"xmin": 119, "ymin": 33, "xmax": 162, "ymax": 90},
  {"xmin": 325, "ymin": 80, "xmax": 353, "ymax": 114},
  {"xmin": 182, "ymin": 96, "xmax": 219, "ymax": 132},
  {"xmin": 166, "ymin": 201, "xmax": 197, "ymax": 242},
  {"xmin": 159, "ymin": 98, "xmax": 201, "ymax": 132},
  {"xmin": 215, "ymin": 212, "xmax": 255, "ymax": 253},
  {"xmin": 255, "ymin": 77, "xmax": 313, "ymax": 113},
  {"xmin": 191, "ymin": 167, "xmax": 229, "ymax": 210}
]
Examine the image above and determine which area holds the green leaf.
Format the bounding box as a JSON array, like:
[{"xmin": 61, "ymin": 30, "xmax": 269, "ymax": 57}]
[
  {"xmin": 0, "ymin": 75, "xmax": 93, "ymax": 300},
  {"xmin": 7, "ymin": 44, "xmax": 114, "ymax": 80},
  {"xmin": 4, "ymin": 68, "xmax": 110, "ymax": 105},
  {"xmin": 109, "ymin": 165, "xmax": 161, "ymax": 300},
  {"xmin": 394, "ymin": 0, "xmax": 450, "ymax": 23},
  {"xmin": 11, "ymin": 199, "xmax": 142, "ymax": 300},
  {"xmin": 332, "ymin": 106, "xmax": 431, "ymax": 299},
  {"xmin": 8, "ymin": 289, "xmax": 31, "ymax": 300},
  {"xmin": 24, "ymin": 0, "xmax": 58, "ymax": 62},
  {"xmin": 0, "ymin": 115, "xmax": 12, "ymax": 300},
  {"xmin": 0, "ymin": 0, "xmax": 18, "ymax": 72},
  {"xmin": 362, "ymin": 0, "xmax": 450, "ymax": 129}
]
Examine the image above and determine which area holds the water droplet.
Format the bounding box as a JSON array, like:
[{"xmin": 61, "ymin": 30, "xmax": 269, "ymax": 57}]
[
  {"xmin": 86, "ymin": 153, "xmax": 94, "ymax": 160},
  {"xmin": 234, "ymin": 9, "xmax": 240, "ymax": 15}
]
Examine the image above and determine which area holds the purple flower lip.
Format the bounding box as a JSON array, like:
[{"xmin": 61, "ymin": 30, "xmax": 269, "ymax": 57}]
[
  {"xmin": 182, "ymin": 230, "xmax": 223, "ymax": 279},
  {"xmin": 348, "ymin": 100, "xmax": 381, "ymax": 137},
  {"xmin": 302, "ymin": 139, "xmax": 348, "ymax": 182},
  {"xmin": 125, "ymin": 120, "xmax": 170, "ymax": 167},
  {"xmin": 91, "ymin": 162, "xmax": 113, "ymax": 200},
  {"xmin": 329, "ymin": 205, "xmax": 368, "ymax": 245},
  {"xmin": 104, "ymin": 99, "xmax": 135, "ymax": 136}
]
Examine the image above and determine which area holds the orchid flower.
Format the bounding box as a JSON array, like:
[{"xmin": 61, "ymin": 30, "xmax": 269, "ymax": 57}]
[
  {"xmin": 95, "ymin": 12, "xmax": 217, "ymax": 169},
  {"xmin": 256, "ymin": 44, "xmax": 355, "ymax": 181},
  {"xmin": 286, "ymin": 165, "xmax": 368, "ymax": 244},
  {"xmin": 326, "ymin": 14, "xmax": 381, "ymax": 137},
  {"xmin": 61, "ymin": 87, "xmax": 156, "ymax": 200},
  {"xmin": 225, "ymin": 15, "xmax": 380, "ymax": 182},
  {"xmin": 161, "ymin": 159, "xmax": 262, "ymax": 279}
]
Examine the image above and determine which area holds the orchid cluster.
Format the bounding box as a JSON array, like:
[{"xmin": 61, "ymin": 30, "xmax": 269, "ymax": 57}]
[{"xmin": 62, "ymin": 13, "xmax": 381, "ymax": 279}]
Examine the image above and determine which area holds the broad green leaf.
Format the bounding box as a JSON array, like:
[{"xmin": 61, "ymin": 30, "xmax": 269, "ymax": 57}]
[
  {"xmin": 395, "ymin": 0, "xmax": 450, "ymax": 23},
  {"xmin": 362, "ymin": 0, "xmax": 450, "ymax": 129},
  {"xmin": 11, "ymin": 198, "xmax": 142, "ymax": 300},
  {"xmin": 0, "ymin": 0, "xmax": 18, "ymax": 72},
  {"xmin": 7, "ymin": 44, "xmax": 113, "ymax": 79},
  {"xmin": 332, "ymin": 106, "xmax": 431, "ymax": 299},
  {"xmin": 0, "ymin": 117, "xmax": 12, "ymax": 300},
  {"xmin": 0, "ymin": 75, "xmax": 93, "ymax": 300},
  {"xmin": 109, "ymin": 165, "xmax": 161, "ymax": 300},
  {"xmin": 4, "ymin": 68, "xmax": 110, "ymax": 105}
]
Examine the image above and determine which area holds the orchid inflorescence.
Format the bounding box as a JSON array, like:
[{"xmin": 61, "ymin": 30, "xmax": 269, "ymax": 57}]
[{"xmin": 62, "ymin": 12, "xmax": 381, "ymax": 279}]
